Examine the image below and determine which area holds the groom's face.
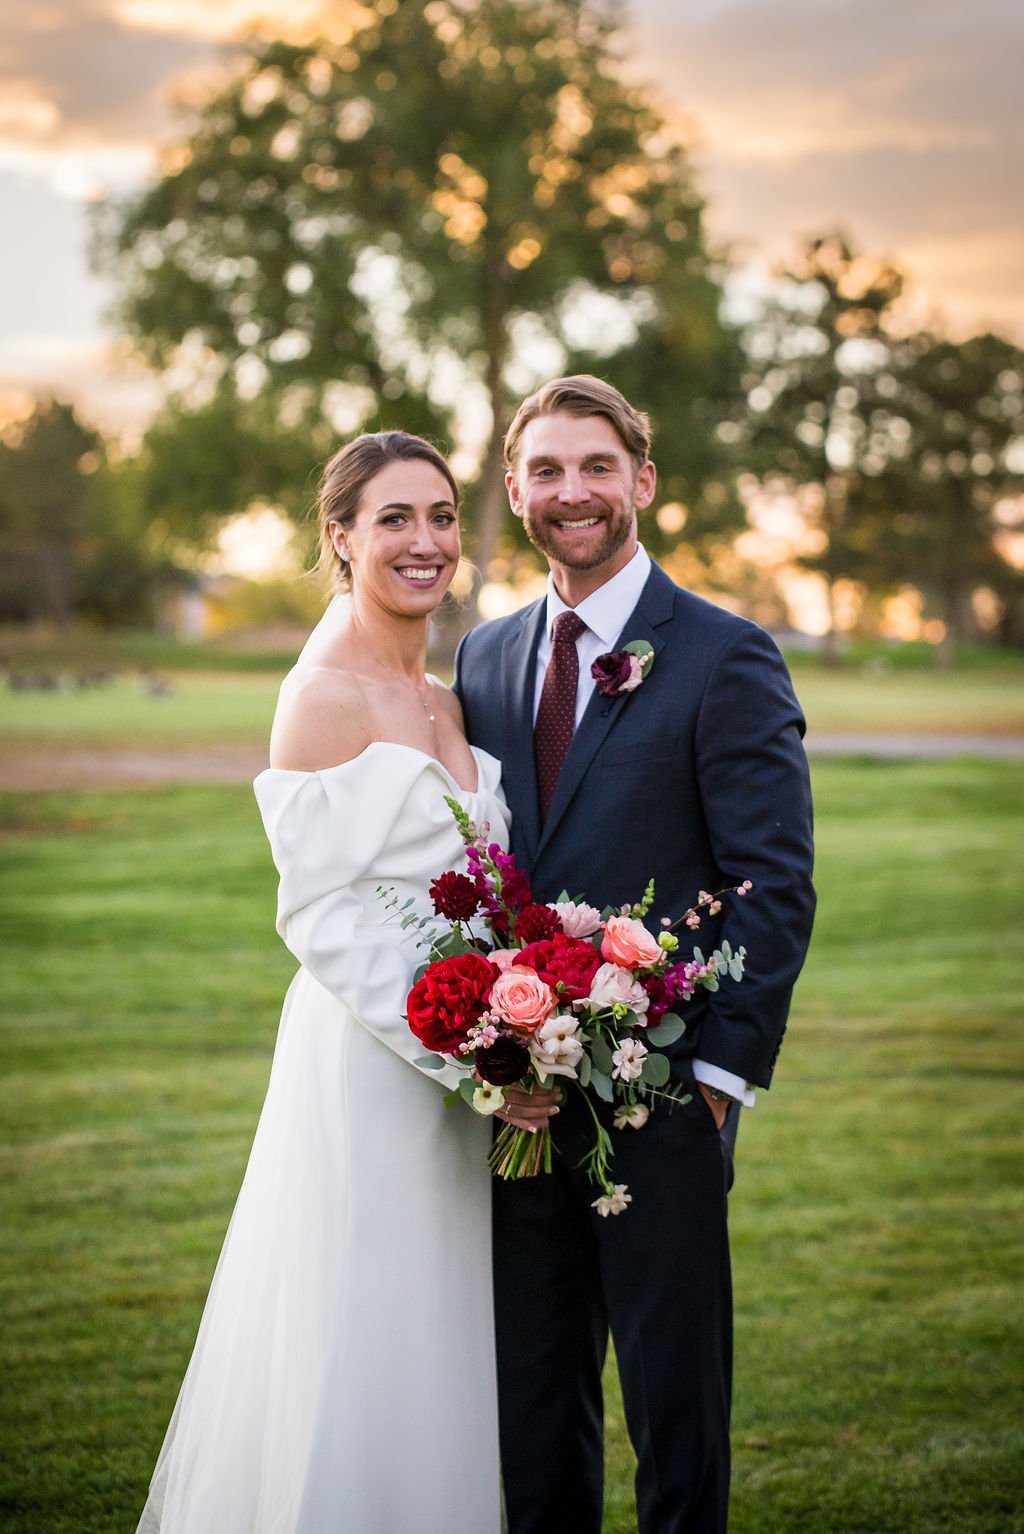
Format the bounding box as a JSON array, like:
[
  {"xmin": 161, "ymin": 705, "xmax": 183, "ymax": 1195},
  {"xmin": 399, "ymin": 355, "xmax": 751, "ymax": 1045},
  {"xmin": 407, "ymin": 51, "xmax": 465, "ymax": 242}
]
[{"xmin": 506, "ymin": 412, "xmax": 656, "ymax": 586}]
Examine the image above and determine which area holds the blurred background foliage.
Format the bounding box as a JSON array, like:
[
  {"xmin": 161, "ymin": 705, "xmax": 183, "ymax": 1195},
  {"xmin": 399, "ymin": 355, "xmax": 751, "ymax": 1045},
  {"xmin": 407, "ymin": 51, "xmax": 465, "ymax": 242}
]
[{"xmin": 1, "ymin": 0, "xmax": 1022, "ymax": 663}]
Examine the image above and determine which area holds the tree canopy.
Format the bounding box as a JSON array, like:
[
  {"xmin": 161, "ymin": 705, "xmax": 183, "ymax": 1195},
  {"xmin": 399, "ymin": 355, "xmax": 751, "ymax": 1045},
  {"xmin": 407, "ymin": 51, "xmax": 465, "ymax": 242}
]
[{"xmin": 100, "ymin": 0, "xmax": 741, "ymax": 593}]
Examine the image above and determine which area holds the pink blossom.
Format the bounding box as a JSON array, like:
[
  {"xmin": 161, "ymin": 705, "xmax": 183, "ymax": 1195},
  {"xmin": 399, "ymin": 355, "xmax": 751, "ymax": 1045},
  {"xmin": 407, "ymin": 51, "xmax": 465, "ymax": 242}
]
[
  {"xmin": 551, "ymin": 900, "xmax": 603, "ymax": 939},
  {"xmin": 488, "ymin": 947, "xmax": 521, "ymax": 973},
  {"xmin": 619, "ymin": 655, "xmax": 645, "ymax": 692},
  {"xmin": 611, "ymin": 1038, "xmax": 648, "ymax": 1083},
  {"xmin": 613, "ymin": 1102, "xmax": 650, "ymax": 1130},
  {"xmin": 585, "ymin": 962, "xmax": 651, "ymax": 1017},
  {"xmin": 592, "ymin": 1184, "xmax": 632, "ymax": 1216}
]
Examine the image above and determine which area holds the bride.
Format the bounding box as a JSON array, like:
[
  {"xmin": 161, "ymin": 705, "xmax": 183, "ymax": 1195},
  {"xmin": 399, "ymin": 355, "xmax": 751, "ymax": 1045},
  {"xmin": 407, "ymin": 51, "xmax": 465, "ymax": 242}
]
[{"xmin": 137, "ymin": 431, "xmax": 556, "ymax": 1533}]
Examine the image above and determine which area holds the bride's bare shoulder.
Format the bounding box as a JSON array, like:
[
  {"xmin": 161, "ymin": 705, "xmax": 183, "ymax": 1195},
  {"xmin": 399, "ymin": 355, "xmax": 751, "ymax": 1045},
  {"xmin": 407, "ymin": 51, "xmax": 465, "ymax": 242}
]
[{"xmin": 268, "ymin": 662, "xmax": 373, "ymax": 772}]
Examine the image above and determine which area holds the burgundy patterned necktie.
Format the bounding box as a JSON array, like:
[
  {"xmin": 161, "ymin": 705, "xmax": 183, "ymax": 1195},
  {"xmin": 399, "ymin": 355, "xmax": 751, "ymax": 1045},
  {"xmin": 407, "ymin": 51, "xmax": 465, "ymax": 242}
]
[{"xmin": 534, "ymin": 610, "xmax": 587, "ymax": 822}]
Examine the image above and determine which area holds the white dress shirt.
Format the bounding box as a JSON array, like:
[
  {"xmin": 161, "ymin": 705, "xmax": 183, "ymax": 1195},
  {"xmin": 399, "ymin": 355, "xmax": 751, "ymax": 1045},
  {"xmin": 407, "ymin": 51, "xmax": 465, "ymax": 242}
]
[{"xmin": 534, "ymin": 545, "xmax": 755, "ymax": 1109}]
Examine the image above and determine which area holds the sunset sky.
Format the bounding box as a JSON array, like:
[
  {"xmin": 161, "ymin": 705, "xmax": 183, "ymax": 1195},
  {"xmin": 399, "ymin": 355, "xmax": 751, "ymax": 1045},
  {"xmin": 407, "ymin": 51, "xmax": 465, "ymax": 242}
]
[{"xmin": 1, "ymin": 0, "xmax": 1021, "ymax": 437}]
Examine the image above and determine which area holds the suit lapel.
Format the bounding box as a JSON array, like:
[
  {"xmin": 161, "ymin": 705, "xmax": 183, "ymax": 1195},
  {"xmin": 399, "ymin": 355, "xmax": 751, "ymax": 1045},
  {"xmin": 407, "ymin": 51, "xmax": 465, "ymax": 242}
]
[
  {"xmin": 499, "ymin": 599, "xmax": 546, "ymax": 862},
  {"xmin": 535, "ymin": 565, "xmax": 678, "ymax": 860}
]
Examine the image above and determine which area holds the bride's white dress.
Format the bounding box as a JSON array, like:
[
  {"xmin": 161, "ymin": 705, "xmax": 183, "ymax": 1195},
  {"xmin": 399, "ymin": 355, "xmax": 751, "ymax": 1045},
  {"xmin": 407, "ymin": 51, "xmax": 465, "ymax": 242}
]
[{"xmin": 137, "ymin": 743, "xmax": 508, "ymax": 1534}]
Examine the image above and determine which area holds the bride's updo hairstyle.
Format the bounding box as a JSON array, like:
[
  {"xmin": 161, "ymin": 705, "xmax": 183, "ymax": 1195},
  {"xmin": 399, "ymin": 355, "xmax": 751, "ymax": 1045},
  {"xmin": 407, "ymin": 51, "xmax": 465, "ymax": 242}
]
[{"xmin": 316, "ymin": 430, "xmax": 460, "ymax": 588}]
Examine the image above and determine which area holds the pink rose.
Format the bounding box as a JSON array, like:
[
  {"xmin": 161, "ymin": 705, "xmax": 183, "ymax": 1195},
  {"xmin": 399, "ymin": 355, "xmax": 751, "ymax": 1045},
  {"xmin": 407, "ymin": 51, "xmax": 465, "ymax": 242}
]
[
  {"xmin": 601, "ymin": 915, "xmax": 664, "ymax": 970},
  {"xmin": 585, "ymin": 962, "xmax": 651, "ymax": 1017},
  {"xmin": 551, "ymin": 900, "xmax": 603, "ymax": 939},
  {"xmin": 488, "ymin": 947, "xmax": 522, "ymax": 973},
  {"xmin": 489, "ymin": 966, "xmax": 556, "ymax": 1037}
]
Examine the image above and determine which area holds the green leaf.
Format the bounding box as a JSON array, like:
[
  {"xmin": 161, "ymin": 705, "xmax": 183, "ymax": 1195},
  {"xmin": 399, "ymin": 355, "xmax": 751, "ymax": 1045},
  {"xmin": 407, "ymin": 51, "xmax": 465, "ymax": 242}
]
[
  {"xmin": 640, "ymin": 1052, "xmax": 670, "ymax": 1086},
  {"xmin": 590, "ymin": 1069, "xmax": 614, "ymax": 1103},
  {"xmin": 458, "ymin": 1077, "xmax": 478, "ymax": 1105},
  {"xmin": 414, "ymin": 1053, "xmax": 446, "ymax": 1071},
  {"xmin": 692, "ymin": 945, "xmax": 706, "ymax": 966},
  {"xmin": 644, "ymin": 1012, "xmax": 686, "ymax": 1045},
  {"xmin": 578, "ymin": 1052, "xmax": 592, "ymax": 1087},
  {"xmin": 589, "ymin": 1035, "xmax": 615, "ymax": 1075}
]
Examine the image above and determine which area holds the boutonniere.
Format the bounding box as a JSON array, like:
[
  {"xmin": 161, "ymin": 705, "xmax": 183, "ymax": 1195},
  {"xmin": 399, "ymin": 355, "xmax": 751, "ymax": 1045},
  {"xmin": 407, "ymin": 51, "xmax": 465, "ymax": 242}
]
[{"xmin": 591, "ymin": 640, "xmax": 655, "ymax": 697}]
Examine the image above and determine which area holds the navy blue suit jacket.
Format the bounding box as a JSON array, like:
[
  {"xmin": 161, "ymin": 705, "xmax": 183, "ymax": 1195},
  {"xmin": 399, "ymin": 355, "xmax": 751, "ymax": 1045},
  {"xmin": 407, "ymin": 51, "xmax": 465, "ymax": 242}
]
[{"xmin": 453, "ymin": 562, "xmax": 816, "ymax": 1089}]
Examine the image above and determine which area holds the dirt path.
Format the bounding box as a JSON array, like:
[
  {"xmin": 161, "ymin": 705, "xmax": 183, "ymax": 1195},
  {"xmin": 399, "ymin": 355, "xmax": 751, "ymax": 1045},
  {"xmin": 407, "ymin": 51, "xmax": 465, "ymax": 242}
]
[{"xmin": 1, "ymin": 732, "xmax": 1022, "ymax": 792}]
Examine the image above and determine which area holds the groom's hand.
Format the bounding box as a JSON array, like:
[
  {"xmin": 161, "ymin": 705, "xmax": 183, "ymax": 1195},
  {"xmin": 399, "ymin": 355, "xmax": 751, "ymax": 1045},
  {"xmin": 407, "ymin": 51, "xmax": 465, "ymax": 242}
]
[
  {"xmin": 497, "ymin": 1084, "xmax": 562, "ymax": 1132},
  {"xmin": 698, "ymin": 1082, "xmax": 730, "ymax": 1131}
]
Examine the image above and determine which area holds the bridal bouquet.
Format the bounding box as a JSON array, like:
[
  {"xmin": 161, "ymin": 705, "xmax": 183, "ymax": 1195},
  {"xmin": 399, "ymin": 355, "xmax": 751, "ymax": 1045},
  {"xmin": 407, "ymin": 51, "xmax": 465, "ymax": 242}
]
[{"xmin": 382, "ymin": 799, "xmax": 750, "ymax": 1215}]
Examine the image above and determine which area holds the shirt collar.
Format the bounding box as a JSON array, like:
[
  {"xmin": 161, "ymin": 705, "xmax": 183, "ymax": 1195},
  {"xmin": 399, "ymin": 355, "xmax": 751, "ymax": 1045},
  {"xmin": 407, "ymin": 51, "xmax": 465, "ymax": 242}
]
[{"xmin": 544, "ymin": 544, "xmax": 652, "ymax": 647}]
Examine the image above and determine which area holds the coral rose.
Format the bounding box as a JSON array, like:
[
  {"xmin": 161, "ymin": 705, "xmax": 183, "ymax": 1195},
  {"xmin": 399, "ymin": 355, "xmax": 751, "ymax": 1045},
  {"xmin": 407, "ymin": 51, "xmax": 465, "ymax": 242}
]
[
  {"xmin": 601, "ymin": 915, "xmax": 664, "ymax": 970},
  {"xmin": 407, "ymin": 952, "xmax": 498, "ymax": 1054},
  {"xmin": 489, "ymin": 967, "xmax": 555, "ymax": 1037}
]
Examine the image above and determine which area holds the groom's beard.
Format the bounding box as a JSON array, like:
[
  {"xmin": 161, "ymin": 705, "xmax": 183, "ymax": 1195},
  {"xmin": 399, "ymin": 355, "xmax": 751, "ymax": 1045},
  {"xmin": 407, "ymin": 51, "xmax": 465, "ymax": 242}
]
[{"xmin": 520, "ymin": 501, "xmax": 636, "ymax": 572}]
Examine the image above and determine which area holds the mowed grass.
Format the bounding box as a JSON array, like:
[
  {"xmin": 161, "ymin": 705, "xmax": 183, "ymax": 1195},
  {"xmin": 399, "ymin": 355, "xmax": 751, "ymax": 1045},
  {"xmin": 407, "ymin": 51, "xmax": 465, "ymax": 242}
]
[
  {"xmin": 1, "ymin": 653, "xmax": 1023, "ymax": 755},
  {"xmin": 0, "ymin": 671, "xmax": 282, "ymax": 749},
  {"xmin": 1, "ymin": 761, "xmax": 1023, "ymax": 1532}
]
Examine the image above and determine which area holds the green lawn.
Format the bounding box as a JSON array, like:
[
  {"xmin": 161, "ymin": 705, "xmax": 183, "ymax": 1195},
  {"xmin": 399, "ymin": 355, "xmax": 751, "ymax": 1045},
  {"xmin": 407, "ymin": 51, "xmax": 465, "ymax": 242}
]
[
  {"xmin": 1, "ymin": 761, "xmax": 1022, "ymax": 1532},
  {"xmin": 1, "ymin": 660, "xmax": 1023, "ymax": 756}
]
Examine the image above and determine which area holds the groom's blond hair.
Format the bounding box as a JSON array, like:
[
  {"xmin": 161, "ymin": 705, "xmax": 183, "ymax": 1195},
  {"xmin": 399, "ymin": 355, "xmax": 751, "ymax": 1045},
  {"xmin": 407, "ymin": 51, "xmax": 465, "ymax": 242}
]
[{"xmin": 503, "ymin": 375, "xmax": 651, "ymax": 475}]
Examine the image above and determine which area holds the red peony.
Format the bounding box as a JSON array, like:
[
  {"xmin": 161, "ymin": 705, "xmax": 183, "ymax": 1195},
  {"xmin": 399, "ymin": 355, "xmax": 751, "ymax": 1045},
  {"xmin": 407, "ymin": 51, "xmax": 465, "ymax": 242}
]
[
  {"xmin": 407, "ymin": 952, "xmax": 498, "ymax": 1054},
  {"xmin": 429, "ymin": 871, "xmax": 482, "ymax": 922},
  {"xmin": 514, "ymin": 902, "xmax": 564, "ymax": 945},
  {"xmin": 474, "ymin": 1034, "xmax": 531, "ymax": 1085},
  {"xmin": 514, "ymin": 934, "xmax": 602, "ymax": 1002}
]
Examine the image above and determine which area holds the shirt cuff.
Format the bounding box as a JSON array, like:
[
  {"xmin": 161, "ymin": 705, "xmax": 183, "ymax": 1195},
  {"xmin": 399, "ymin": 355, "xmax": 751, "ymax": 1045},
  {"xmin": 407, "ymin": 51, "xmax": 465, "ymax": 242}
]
[{"xmin": 692, "ymin": 1059, "xmax": 756, "ymax": 1108}]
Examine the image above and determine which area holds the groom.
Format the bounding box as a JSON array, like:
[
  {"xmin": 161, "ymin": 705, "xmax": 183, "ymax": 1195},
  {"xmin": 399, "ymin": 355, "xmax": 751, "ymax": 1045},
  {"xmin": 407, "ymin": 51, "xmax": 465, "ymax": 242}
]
[{"xmin": 453, "ymin": 375, "xmax": 815, "ymax": 1534}]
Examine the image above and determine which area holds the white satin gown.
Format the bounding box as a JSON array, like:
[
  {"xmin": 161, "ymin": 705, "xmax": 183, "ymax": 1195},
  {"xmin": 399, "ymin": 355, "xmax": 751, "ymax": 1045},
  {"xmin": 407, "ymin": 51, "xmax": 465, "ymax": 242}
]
[{"xmin": 137, "ymin": 743, "xmax": 508, "ymax": 1534}]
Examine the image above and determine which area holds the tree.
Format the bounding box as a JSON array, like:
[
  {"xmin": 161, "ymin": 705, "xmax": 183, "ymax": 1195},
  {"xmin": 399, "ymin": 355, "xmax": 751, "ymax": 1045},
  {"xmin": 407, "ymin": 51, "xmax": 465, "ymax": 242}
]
[
  {"xmin": 739, "ymin": 230, "xmax": 905, "ymax": 660},
  {"xmin": 879, "ymin": 331, "xmax": 1024, "ymax": 665},
  {"xmin": 99, "ymin": 0, "xmax": 740, "ymax": 606},
  {"xmin": 0, "ymin": 400, "xmax": 101, "ymax": 628}
]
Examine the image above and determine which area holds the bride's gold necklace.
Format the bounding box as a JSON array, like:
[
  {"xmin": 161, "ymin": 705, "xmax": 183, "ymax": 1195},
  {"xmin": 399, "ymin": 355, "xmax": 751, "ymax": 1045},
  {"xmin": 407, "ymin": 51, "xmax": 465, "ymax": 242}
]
[{"xmin": 374, "ymin": 657, "xmax": 437, "ymax": 723}]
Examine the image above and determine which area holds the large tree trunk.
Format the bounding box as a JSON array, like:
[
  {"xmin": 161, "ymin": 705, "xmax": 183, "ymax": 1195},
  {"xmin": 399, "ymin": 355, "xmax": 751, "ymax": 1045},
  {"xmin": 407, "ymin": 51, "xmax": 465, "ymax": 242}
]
[{"xmin": 433, "ymin": 332, "xmax": 509, "ymax": 666}]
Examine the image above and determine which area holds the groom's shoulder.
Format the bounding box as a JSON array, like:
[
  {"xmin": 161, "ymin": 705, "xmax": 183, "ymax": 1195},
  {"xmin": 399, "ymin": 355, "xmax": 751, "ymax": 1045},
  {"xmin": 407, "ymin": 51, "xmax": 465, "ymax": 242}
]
[
  {"xmin": 658, "ymin": 571, "xmax": 767, "ymax": 648},
  {"xmin": 459, "ymin": 599, "xmax": 542, "ymax": 658}
]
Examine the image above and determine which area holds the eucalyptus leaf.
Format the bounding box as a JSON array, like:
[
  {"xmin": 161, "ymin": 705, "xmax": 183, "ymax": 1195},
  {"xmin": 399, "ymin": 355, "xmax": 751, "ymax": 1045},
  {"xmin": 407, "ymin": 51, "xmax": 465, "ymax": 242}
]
[
  {"xmin": 729, "ymin": 957, "xmax": 745, "ymax": 982},
  {"xmin": 414, "ymin": 1053, "xmax": 446, "ymax": 1071},
  {"xmin": 644, "ymin": 1012, "xmax": 686, "ymax": 1045},
  {"xmin": 640, "ymin": 1052, "xmax": 670, "ymax": 1086},
  {"xmin": 590, "ymin": 1069, "xmax": 614, "ymax": 1103},
  {"xmin": 578, "ymin": 1053, "xmax": 592, "ymax": 1087},
  {"xmin": 589, "ymin": 1035, "xmax": 615, "ymax": 1075},
  {"xmin": 720, "ymin": 939, "xmax": 733, "ymax": 962},
  {"xmin": 458, "ymin": 1077, "xmax": 478, "ymax": 1105},
  {"xmin": 692, "ymin": 945, "xmax": 706, "ymax": 966}
]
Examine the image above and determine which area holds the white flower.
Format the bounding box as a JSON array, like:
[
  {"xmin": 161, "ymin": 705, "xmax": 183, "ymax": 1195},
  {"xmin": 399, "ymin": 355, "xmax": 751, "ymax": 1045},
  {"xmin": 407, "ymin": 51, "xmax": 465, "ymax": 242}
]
[
  {"xmin": 586, "ymin": 963, "xmax": 650, "ymax": 1017},
  {"xmin": 529, "ymin": 1014, "xmax": 584, "ymax": 1080},
  {"xmin": 592, "ymin": 1184, "xmax": 632, "ymax": 1216},
  {"xmin": 472, "ymin": 1082, "xmax": 505, "ymax": 1116},
  {"xmin": 611, "ymin": 1038, "xmax": 648, "ymax": 1083},
  {"xmin": 552, "ymin": 900, "xmax": 603, "ymax": 939},
  {"xmin": 613, "ymin": 1102, "xmax": 650, "ymax": 1131}
]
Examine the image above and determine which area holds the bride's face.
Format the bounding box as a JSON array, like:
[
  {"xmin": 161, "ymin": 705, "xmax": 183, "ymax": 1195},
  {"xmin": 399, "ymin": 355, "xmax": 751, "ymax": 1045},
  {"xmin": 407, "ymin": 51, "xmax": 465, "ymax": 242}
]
[{"xmin": 331, "ymin": 459, "xmax": 461, "ymax": 614}]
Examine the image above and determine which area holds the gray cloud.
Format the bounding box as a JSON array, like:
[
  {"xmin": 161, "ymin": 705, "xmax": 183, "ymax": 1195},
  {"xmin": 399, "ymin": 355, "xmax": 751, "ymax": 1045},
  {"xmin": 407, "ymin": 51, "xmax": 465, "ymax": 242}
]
[{"xmin": 0, "ymin": 2, "xmax": 213, "ymax": 147}]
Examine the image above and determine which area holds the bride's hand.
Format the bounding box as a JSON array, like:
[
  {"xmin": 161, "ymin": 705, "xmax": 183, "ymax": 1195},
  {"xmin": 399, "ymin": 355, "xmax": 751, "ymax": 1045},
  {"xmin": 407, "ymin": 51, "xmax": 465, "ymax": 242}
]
[{"xmin": 496, "ymin": 1084, "xmax": 562, "ymax": 1132}]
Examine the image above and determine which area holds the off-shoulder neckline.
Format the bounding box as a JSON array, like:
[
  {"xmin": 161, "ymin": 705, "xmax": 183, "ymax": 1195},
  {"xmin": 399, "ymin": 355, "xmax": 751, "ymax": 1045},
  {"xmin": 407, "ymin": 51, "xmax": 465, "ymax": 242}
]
[{"xmin": 256, "ymin": 740, "xmax": 493, "ymax": 797}]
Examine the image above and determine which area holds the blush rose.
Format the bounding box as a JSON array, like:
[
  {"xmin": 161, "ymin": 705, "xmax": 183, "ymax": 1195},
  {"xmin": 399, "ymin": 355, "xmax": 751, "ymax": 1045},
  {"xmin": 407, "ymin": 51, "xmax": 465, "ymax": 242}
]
[
  {"xmin": 601, "ymin": 914, "xmax": 665, "ymax": 970},
  {"xmin": 489, "ymin": 967, "xmax": 556, "ymax": 1037}
]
